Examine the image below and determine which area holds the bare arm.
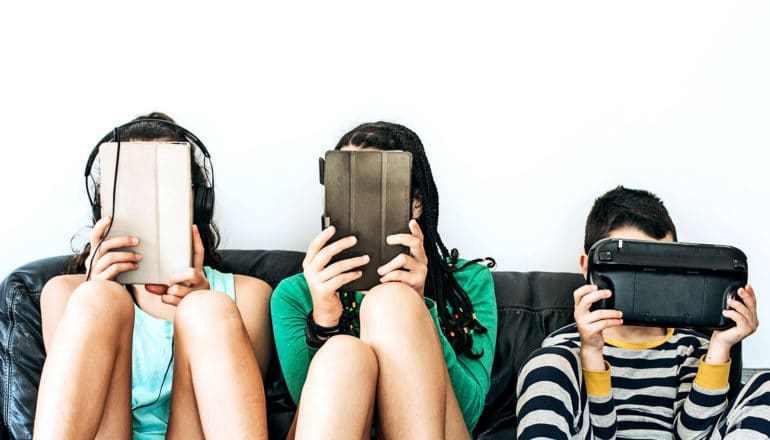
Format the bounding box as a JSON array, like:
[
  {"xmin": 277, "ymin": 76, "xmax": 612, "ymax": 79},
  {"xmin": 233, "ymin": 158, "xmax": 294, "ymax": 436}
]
[
  {"xmin": 234, "ymin": 274, "xmax": 274, "ymax": 376},
  {"xmin": 40, "ymin": 274, "xmax": 86, "ymax": 350}
]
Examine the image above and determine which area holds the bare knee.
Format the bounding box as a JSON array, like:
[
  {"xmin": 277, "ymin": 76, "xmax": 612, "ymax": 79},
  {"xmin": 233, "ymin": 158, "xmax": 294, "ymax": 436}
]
[
  {"xmin": 174, "ymin": 290, "xmax": 242, "ymax": 338},
  {"xmin": 360, "ymin": 282, "xmax": 429, "ymax": 328},
  {"xmin": 67, "ymin": 280, "xmax": 134, "ymax": 325},
  {"xmin": 41, "ymin": 274, "xmax": 82, "ymax": 309},
  {"xmin": 310, "ymin": 335, "xmax": 378, "ymax": 378}
]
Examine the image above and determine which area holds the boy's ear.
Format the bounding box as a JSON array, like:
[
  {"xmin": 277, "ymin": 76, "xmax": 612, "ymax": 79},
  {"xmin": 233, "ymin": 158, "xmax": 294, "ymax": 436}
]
[
  {"xmin": 411, "ymin": 190, "xmax": 423, "ymax": 220},
  {"xmin": 579, "ymin": 253, "xmax": 589, "ymax": 279}
]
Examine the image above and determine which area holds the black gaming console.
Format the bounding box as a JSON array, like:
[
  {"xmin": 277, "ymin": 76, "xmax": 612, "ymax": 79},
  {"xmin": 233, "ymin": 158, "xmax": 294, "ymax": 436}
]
[{"xmin": 588, "ymin": 238, "xmax": 748, "ymax": 329}]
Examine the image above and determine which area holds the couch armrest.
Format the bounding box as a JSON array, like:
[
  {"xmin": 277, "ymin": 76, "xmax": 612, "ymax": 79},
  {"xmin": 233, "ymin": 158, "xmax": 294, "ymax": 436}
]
[{"xmin": 0, "ymin": 256, "xmax": 68, "ymax": 439}]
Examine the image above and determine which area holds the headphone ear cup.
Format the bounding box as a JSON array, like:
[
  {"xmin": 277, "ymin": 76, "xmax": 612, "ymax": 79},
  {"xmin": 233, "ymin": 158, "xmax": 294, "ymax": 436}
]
[{"xmin": 193, "ymin": 185, "xmax": 214, "ymax": 226}]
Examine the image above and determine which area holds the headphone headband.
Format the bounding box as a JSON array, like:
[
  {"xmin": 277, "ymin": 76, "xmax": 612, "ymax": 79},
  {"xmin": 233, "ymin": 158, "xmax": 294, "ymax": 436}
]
[
  {"xmin": 83, "ymin": 118, "xmax": 211, "ymax": 180},
  {"xmin": 84, "ymin": 118, "xmax": 215, "ymax": 224}
]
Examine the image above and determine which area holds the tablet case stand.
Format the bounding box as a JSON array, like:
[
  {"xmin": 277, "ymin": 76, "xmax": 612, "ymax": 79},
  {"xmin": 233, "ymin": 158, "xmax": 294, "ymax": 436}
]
[
  {"xmin": 588, "ymin": 238, "xmax": 748, "ymax": 329},
  {"xmin": 321, "ymin": 150, "xmax": 412, "ymax": 292}
]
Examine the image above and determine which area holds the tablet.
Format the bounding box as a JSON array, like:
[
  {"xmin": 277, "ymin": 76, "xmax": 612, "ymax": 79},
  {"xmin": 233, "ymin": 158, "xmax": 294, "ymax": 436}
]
[
  {"xmin": 321, "ymin": 150, "xmax": 412, "ymax": 291},
  {"xmin": 99, "ymin": 142, "xmax": 192, "ymax": 285}
]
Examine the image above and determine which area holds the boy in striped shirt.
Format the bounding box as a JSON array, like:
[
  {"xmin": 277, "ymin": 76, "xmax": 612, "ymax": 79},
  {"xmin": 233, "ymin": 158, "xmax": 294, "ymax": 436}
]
[{"xmin": 516, "ymin": 186, "xmax": 770, "ymax": 439}]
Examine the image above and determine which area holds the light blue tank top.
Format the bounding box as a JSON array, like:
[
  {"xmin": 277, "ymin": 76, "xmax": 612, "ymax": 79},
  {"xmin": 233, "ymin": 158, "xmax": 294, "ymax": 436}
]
[{"xmin": 131, "ymin": 266, "xmax": 235, "ymax": 440}]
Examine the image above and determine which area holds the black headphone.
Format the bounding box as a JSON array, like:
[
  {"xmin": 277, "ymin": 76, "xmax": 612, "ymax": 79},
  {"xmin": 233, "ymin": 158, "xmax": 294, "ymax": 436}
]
[{"xmin": 83, "ymin": 118, "xmax": 215, "ymax": 227}]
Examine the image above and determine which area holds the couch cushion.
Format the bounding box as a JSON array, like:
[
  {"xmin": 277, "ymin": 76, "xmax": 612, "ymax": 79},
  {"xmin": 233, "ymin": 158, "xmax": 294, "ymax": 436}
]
[
  {"xmin": 473, "ymin": 271, "xmax": 583, "ymax": 439},
  {"xmin": 1, "ymin": 256, "xmax": 68, "ymax": 440}
]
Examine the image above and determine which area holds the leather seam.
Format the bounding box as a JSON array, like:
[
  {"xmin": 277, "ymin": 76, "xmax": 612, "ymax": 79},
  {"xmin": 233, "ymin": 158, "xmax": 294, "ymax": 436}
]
[{"xmin": 2, "ymin": 282, "xmax": 19, "ymax": 429}]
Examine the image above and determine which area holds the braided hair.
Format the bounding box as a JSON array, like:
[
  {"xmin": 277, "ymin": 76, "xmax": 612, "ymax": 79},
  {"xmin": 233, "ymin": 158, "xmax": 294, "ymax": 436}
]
[{"xmin": 335, "ymin": 121, "xmax": 493, "ymax": 358}]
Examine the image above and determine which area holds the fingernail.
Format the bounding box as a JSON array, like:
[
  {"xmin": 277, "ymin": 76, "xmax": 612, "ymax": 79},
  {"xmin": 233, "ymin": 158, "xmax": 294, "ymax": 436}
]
[
  {"xmin": 135, "ymin": 254, "xmax": 142, "ymax": 261},
  {"xmin": 386, "ymin": 236, "xmax": 395, "ymax": 244},
  {"xmin": 132, "ymin": 237, "xmax": 139, "ymax": 245},
  {"xmin": 363, "ymin": 255, "xmax": 370, "ymax": 262}
]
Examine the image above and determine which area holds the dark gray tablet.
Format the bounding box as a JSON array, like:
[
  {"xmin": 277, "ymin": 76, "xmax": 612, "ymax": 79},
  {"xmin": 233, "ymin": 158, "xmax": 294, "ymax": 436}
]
[{"xmin": 321, "ymin": 150, "xmax": 412, "ymax": 291}]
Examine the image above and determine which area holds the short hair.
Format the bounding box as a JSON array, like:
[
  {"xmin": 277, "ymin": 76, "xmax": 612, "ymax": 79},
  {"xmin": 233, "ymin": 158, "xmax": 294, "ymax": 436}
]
[{"xmin": 584, "ymin": 186, "xmax": 677, "ymax": 253}]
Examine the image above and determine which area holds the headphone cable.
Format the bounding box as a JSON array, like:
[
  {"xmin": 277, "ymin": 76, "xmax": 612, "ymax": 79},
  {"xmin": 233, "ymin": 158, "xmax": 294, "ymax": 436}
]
[{"xmin": 88, "ymin": 127, "xmax": 121, "ymax": 280}]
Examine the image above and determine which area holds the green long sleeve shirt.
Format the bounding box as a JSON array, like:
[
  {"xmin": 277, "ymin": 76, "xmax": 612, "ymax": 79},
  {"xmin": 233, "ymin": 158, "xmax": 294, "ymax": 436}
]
[{"xmin": 270, "ymin": 260, "xmax": 497, "ymax": 431}]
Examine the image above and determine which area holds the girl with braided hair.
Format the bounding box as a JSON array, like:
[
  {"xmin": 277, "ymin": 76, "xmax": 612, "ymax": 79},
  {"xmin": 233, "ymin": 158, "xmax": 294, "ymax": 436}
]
[{"xmin": 271, "ymin": 121, "xmax": 497, "ymax": 439}]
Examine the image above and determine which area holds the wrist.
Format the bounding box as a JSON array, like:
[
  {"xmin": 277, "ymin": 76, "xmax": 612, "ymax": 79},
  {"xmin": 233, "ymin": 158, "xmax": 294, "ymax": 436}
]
[
  {"xmin": 580, "ymin": 346, "xmax": 606, "ymax": 371},
  {"xmin": 312, "ymin": 308, "xmax": 342, "ymax": 328},
  {"xmin": 312, "ymin": 297, "xmax": 343, "ymax": 327},
  {"xmin": 305, "ymin": 310, "xmax": 343, "ymax": 348},
  {"xmin": 705, "ymin": 341, "xmax": 731, "ymax": 364}
]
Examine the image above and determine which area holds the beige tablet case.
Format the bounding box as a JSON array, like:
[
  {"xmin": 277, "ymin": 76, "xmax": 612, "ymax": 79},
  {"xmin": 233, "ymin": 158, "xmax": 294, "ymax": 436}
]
[
  {"xmin": 99, "ymin": 142, "xmax": 192, "ymax": 285},
  {"xmin": 323, "ymin": 150, "xmax": 412, "ymax": 291}
]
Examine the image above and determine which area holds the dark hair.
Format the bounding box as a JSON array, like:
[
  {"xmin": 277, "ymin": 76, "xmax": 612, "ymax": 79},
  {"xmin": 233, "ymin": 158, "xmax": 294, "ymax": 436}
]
[
  {"xmin": 69, "ymin": 112, "xmax": 222, "ymax": 274},
  {"xmin": 335, "ymin": 121, "xmax": 490, "ymax": 359},
  {"xmin": 584, "ymin": 185, "xmax": 678, "ymax": 253}
]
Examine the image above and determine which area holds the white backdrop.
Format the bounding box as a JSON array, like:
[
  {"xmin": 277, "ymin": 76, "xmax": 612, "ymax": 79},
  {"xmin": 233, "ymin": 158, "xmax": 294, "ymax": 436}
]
[{"xmin": 1, "ymin": 2, "xmax": 768, "ymax": 367}]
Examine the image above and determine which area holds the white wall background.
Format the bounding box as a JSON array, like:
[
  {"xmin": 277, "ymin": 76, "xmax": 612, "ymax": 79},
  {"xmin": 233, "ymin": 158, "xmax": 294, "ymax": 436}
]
[{"xmin": 1, "ymin": 2, "xmax": 768, "ymax": 367}]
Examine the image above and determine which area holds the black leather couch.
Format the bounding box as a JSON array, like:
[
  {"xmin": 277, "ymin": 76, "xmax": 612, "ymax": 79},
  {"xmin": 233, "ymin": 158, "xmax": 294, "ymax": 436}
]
[{"xmin": 0, "ymin": 250, "xmax": 742, "ymax": 439}]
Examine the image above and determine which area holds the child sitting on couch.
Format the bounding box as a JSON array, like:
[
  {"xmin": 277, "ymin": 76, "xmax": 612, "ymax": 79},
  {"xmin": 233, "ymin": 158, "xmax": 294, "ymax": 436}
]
[{"xmin": 516, "ymin": 186, "xmax": 770, "ymax": 439}]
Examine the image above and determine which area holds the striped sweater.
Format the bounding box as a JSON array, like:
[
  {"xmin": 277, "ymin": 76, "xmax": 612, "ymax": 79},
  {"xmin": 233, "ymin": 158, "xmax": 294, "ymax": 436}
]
[{"xmin": 516, "ymin": 324, "xmax": 731, "ymax": 440}]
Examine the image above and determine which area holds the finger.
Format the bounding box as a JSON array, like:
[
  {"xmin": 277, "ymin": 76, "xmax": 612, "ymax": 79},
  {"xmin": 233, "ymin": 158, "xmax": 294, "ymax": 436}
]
[
  {"xmin": 192, "ymin": 225, "xmax": 205, "ymax": 270},
  {"xmin": 386, "ymin": 233, "xmax": 421, "ymax": 250},
  {"xmin": 89, "ymin": 216, "xmax": 112, "ymax": 247},
  {"xmin": 94, "ymin": 236, "xmax": 140, "ymax": 261},
  {"xmin": 581, "ymin": 309, "xmax": 624, "ymax": 325},
  {"xmin": 727, "ymin": 295, "xmax": 751, "ymax": 318},
  {"xmin": 161, "ymin": 295, "xmax": 182, "ymax": 307},
  {"xmin": 409, "ymin": 219, "xmax": 424, "ymax": 241},
  {"xmin": 721, "ymin": 309, "xmax": 745, "ymax": 328},
  {"xmin": 167, "ymin": 284, "xmax": 192, "ymax": 298},
  {"xmin": 377, "ymin": 253, "xmax": 414, "ymax": 276},
  {"xmin": 573, "ymin": 284, "xmax": 599, "ymax": 304},
  {"xmin": 738, "ymin": 285, "xmax": 757, "ymax": 310},
  {"xmin": 582, "ymin": 318, "xmax": 624, "ymax": 334},
  {"xmin": 312, "ymin": 235, "xmax": 358, "ymax": 271},
  {"xmin": 167, "ymin": 268, "xmax": 197, "ymax": 286},
  {"xmin": 379, "ymin": 270, "xmax": 417, "ymax": 285},
  {"xmin": 319, "ymin": 255, "xmax": 370, "ymax": 282},
  {"xmin": 93, "ymin": 252, "xmax": 142, "ymax": 275},
  {"xmin": 145, "ymin": 284, "xmax": 169, "ymax": 295},
  {"xmin": 303, "ymin": 226, "xmax": 336, "ymax": 267},
  {"xmin": 96, "ymin": 262, "xmax": 139, "ymax": 281},
  {"xmin": 324, "ymin": 271, "xmax": 363, "ymax": 293},
  {"xmin": 576, "ymin": 289, "xmax": 611, "ymax": 312}
]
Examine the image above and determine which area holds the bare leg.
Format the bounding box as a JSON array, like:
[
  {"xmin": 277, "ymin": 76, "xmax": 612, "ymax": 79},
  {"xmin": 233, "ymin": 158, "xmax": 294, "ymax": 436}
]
[
  {"xmin": 444, "ymin": 367, "xmax": 471, "ymax": 440},
  {"xmin": 34, "ymin": 280, "xmax": 133, "ymax": 440},
  {"xmin": 359, "ymin": 282, "xmax": 468, "ymax": 439},
  {"xmin": 294, "ymin": 335, "xmax": 378, "ymax": 440},
  {"xmin": 166, "ymin": 290, "xmax": 267, "ymax": 440}
]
